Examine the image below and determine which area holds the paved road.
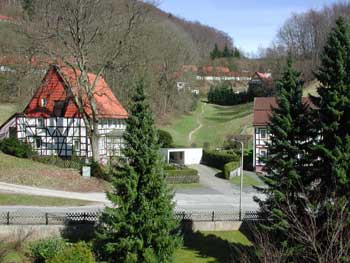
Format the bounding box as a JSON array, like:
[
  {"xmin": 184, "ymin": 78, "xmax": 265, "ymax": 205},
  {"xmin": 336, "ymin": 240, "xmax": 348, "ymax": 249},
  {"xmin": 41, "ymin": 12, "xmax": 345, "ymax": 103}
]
[{"xmin": 0, "ymin": 164, "xmax": 265, "ymax": 213}]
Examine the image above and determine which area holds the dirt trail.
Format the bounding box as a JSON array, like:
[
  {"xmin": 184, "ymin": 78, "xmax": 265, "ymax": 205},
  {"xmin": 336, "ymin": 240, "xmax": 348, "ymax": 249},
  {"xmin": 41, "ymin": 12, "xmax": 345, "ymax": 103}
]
[{"xmin": 188, "ymin": 103, "xmax": 205, "ymax": 144}]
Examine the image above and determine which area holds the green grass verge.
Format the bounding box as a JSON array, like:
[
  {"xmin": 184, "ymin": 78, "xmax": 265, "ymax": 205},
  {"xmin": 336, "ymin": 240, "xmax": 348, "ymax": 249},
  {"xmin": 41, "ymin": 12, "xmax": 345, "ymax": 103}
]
[
  {"xmin": 0, "ymin": 193, "xmax": 94, "ymax": 206},
  {"xmin": 230, "ymin": 174, "xmax": 263, "ymax": 187},
  {"xmin": 175, "ymin": 231, "xmax": 252, "ymax": 263},
  {"xmin": 161, "ymin": 101, "xmax": 253, "ymax": 149}
]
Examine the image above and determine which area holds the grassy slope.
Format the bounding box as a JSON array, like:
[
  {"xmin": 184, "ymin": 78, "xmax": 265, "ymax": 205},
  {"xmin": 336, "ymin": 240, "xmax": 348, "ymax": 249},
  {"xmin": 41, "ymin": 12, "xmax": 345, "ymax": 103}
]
[
  {"xmin": 0, "ymin": 103, "xmax": 20, "ymax": 125},
  {"xmin": 0, "ymin": 193, "xmax": 93, "ymax": 206},
  {"xmin": 0, "ymin": 152, "xmax": 108, "ymax": 192},
  {"xmin": 175, "ymin": 231, "xmax": 252, "ymax": 263},
  {"xmin": 161, "ymin": 101, "xmax": 253, "ymax": 149}
]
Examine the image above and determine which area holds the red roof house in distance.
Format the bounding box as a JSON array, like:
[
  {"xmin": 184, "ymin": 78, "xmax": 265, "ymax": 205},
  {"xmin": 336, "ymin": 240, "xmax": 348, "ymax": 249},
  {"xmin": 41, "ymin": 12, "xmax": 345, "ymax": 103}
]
[
  {"xmin": 0, "ymin": 15, "xmax": 14, "ymax": 23},
  {"xmin": 0, "ymin": 65, "xmax": 128, "ymax": 162}
]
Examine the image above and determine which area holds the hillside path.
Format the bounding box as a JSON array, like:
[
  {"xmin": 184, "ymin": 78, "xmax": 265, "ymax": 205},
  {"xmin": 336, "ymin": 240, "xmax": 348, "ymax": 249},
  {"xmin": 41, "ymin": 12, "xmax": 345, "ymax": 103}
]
[{"xmin": 188, "ymin": 103, "xmax": 205, "ymax": 144}]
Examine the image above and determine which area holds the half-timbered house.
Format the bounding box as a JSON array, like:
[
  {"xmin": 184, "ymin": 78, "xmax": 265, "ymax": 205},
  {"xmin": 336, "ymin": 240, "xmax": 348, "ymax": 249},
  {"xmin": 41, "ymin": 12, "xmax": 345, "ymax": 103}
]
[
  {"xmin": 0, "ymin": 65, "xmax": 128, "ymax": 162},
  {"xmin": 253, "ymin": 97, "xmax": 313, "ymax": 173}
]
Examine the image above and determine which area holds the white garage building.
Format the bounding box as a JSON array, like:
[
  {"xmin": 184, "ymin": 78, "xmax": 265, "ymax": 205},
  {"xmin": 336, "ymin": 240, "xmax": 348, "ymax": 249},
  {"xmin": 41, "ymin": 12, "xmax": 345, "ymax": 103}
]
[{"xmin": 159, "ymin": 148, "xmax": 203, "ymax": 165}]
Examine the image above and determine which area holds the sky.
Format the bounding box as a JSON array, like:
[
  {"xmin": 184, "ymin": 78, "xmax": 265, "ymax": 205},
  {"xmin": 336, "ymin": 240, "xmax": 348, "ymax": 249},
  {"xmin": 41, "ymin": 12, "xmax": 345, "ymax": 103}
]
[{"xmin": 159, "ymin": 0, "xmax": 341, "ymax": 55}]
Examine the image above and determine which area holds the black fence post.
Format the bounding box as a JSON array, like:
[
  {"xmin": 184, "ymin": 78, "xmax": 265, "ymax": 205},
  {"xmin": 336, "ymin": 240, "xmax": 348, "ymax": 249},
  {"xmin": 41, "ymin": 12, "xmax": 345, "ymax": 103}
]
[
  {"xmin": 211, "ymin": 211, "xmax": 215, "ymax": 222},
  {"xmin": 45, "ymin": 213, "xmax": 49, "ymax": 225},
  {"xmin": 182, "ymin": 211, "xmax": 185, "ymax": 222},
  {"xmin": 6, "ymin": 212, "xmax": 9, "ymax": 225}
]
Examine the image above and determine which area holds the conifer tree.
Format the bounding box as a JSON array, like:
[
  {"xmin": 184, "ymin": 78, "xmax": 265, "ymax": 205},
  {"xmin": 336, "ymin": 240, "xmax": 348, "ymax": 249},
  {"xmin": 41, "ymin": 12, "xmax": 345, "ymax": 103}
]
[
  {"xmin": 222, "ymin": 44, "xmax": 231, "ymax": 57},
  {"xmin": 311, "ymin": 17, "xmax": 350, "ymax": 200},
  {"xmin": 210, "ymin": 43, "xmax": 221, "ymax": 59},
  {"xmin": 94, "ymin": 80, "xmax": 180, "ymax": 263},
  {"xmin": 256, "ymin": 57, "xmax": 315, "ymax": 256}
]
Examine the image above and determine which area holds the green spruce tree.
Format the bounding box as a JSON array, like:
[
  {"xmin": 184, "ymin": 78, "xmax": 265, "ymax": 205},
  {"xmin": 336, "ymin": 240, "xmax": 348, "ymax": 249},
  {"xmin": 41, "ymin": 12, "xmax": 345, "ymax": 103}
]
[
  {"xmin": 210, "ymin": 43, "xmax": 221, "ymax": 59},
  {"xmin": 311, "ymin": 17, "xmax": 350, "ymax": 200},
  {"xmin": 222, "ymin": 44, "xmax": 231, "ymax": 58},
  {"xmin": 94, "ymin": 80, "xmax": 180, "ymax": 263},
  {"xmin": 256, "ymin": 57, "xmax": 316, "ymax": 257}
]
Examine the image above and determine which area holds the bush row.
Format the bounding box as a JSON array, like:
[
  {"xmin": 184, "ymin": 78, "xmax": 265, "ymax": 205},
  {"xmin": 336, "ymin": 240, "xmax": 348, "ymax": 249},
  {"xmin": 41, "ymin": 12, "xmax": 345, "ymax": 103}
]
[
  {"xmin": 202, "ymin": 150, "xmax": 239, "ymax": 170},
  {"xmin": 223, "ymin": 161, "xmax": 240, "ymax": 179}
]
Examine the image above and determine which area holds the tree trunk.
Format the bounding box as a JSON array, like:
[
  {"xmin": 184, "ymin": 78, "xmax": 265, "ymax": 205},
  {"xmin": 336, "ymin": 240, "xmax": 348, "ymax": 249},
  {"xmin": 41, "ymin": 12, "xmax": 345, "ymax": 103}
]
[{"xmin": 90, "ymin": 122, "xmax": 100, "ymax": 162}]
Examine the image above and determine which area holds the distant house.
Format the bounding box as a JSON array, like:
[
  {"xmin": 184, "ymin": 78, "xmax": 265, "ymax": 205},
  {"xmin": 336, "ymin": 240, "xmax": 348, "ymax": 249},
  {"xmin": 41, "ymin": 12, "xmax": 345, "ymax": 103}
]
[
  {"xmin": 0, "ymin": 65, "xmax": 128, "ymax": 162},
  {"xmin": 196, "ymin": 66, "xmax": 252, "ymax": 81},
  {"xmin": 0, "ymin": 15, "xmax": 14, "ymax": 23},
  {"xmin": 253, "ymin": 97, "xmax": 313, "ymax": 173},
  {"xmin": 249, "ymin": 72, "xmax": 272, "ymax": 90}
]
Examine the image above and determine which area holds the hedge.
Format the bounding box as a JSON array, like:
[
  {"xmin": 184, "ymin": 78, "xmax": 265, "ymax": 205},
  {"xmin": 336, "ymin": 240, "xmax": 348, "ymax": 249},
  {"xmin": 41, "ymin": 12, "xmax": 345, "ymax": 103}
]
[
  {"xmin": 164, "ymin": 167, "xmax": 199, "ymax": 184},
  {"xmin": 202, "ymin": 150, "xmax": 239, "ymax": 170},
  {"xmin": 223, "ymin": 161, "xmax": 240, "ymax": 179},
  {"xmin": 165, "ymin": 168, "xmax": 198, "ymax": 177},
  {"xmin": 0, "ymin": 138, "xmax": 36, "ymax": 158}
]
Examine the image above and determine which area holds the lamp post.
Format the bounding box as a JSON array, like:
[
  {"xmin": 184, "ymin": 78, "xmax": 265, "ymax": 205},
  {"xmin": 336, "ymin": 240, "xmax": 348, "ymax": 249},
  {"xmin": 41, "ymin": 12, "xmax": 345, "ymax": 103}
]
[{"xmin": 232, "ymin": 139, "xmax": 244, "ymax": 221}]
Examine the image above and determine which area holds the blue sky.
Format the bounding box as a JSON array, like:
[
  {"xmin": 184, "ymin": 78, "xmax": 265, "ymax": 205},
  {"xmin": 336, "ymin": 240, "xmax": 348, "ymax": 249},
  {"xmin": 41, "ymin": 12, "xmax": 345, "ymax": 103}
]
[{"xmin": 159, "ymin": 0, "xmax": 340, "ymax": 55}]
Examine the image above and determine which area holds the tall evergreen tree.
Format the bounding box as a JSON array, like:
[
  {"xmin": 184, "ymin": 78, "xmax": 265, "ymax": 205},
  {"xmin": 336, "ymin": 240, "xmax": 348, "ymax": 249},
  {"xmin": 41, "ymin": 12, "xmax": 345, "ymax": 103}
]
[
  {"xmin": 256, "ymin": 57, "xmax": 316, "ymax": 257},
  {"xmin": 222, "ymin": 44, "xmax": 231, "ymax": 57},
  {"xmin": 94, "ymin": 80, "xmax": 180, "ymax": 263},
  {"xmin": 311, "ymin": 17, "xmax": 350, "ymax": 200},
  {"xmin": 210, "ymin": 43, "xmax": 221, "ymax": 59}
]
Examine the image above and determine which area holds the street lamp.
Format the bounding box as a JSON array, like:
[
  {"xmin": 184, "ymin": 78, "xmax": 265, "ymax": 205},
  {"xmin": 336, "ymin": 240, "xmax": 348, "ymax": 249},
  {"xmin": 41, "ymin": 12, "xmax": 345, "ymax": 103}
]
[{"xmin": 232, "ymin": 139, "xmax": 244, "ymax": 221}]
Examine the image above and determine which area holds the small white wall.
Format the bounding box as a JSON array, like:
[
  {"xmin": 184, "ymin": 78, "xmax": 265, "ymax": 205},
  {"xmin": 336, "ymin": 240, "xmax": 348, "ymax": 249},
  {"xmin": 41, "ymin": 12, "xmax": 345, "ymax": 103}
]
[{"xmin": 160, "ymin": 148, "xmax": 203, "ymax": 165}]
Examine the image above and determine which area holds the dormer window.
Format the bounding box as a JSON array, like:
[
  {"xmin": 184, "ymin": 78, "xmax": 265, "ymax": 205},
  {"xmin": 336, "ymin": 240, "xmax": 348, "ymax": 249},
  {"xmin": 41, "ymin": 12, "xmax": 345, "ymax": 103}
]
[{"xmin": 41, "ymin": 98, "xmax": 47, "ymax": 107}]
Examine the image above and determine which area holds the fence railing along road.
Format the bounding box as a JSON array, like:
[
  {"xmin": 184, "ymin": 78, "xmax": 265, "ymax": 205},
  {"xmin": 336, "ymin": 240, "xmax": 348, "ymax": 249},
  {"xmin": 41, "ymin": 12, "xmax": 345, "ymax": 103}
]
[{"xmin": 0, "ymin": 210, "xmax": 259, "ymax": 225}]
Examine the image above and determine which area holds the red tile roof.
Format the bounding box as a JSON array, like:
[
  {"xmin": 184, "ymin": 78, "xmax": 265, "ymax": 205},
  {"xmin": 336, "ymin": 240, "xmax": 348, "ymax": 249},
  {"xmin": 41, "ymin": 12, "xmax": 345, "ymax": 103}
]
[
  {"xmin": 0, "ymin": 15, "xmax": 14, "ymax": 22},
  {"xmin": 24, "ymin": 65, "xmax": 128, "ymax": 119},
  {"xmin": 253, "ymin": 97, "xmax": 313, "ymax": 126}
]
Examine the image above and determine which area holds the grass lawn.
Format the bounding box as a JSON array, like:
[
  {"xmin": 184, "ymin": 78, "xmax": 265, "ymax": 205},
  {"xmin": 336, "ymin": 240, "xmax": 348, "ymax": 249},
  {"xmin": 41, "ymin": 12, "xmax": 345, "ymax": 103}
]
[
  {"xmin": 230, "ymin": 173, "xmax": 263, "ymax": 187},
  {"xmin": 161, "ymin": 101, "xmax": 253, "ymax": 149},
  {"xmin": 0, "ymin": 193, "xmax": 94, "ymax": 206},
  {"xmin": 175, "ymin": 230, "xmax": 253, "ymax": 263},
  {"xmin": 0, "ymin": 152, "xmax": 109, "ymax": 192},
  {"xmin": 0, "ymin": 103, "xmax": 21, "ymax": 125}
]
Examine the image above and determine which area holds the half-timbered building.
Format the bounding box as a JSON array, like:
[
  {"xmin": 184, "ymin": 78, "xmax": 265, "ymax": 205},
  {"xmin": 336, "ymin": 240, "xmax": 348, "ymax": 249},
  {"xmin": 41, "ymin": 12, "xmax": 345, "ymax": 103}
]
[
  {"xmin": 253, "ymin": 97, "xmax": 313, "ymax": 173},
  {"xmin": 0, "ymin": 65, "xmax": 128, "ymax": 162}
]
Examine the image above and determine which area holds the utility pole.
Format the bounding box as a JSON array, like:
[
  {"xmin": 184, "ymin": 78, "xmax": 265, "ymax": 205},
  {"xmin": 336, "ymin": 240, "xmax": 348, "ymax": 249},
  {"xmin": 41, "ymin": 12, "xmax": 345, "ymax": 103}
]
[{"xmin": 232, "ymin": 139, "xmax": 244, "ymax": 220}]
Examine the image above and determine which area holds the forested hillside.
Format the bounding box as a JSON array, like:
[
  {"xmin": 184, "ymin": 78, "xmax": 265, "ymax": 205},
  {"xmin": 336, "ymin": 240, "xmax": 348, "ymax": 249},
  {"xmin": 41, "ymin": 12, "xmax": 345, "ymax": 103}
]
[
  {"xmin": 0, "ymin": 0, "xmax": 235, "ymax": 121},
  {"xmin": 259, "ymin": 2, "xmax": 350, "ymax": 81}
]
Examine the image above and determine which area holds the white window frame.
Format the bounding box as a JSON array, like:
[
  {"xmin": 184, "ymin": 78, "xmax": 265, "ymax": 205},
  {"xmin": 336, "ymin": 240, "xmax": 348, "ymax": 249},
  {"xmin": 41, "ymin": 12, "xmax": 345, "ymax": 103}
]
[{"xmin": 41, "ymin": 98, "xmax": 47, "ymax": 107}]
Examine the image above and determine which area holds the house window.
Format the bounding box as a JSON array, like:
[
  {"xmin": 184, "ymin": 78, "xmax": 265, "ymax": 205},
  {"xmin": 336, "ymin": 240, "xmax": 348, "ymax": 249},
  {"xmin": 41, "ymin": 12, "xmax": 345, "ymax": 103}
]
[
  {"xmin": 259, "ymin": 149, "xmax": 267, "ymax": 164},
  {"xmin": 38, "ymin": 118, "xmax": 44, "ymax": 128},
  {"xmin": 73, "ymin": 139, "xmax": 80, "ymax": 152},
  {"xmin": 41, "ymin": 98, "xmax": 47, "ymax": 107},
  {"xmin": 260, "ymin": 129, "xmax": 267, "ymax": 139},
  {"xmin": 35, "ymin": 137, "xmax": 42, "ymax": 148}
]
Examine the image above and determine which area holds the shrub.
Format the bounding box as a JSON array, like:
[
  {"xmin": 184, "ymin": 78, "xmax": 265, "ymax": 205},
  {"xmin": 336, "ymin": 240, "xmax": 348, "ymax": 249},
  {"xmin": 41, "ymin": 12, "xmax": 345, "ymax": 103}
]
[
  {"xmin": 30, "ymin": 238, "xmax": 66, "ymax": 263},
  {"xmin": 0, "ymin": 138, "xmax": 36, "ymax": 158},
  {"xmin": 202, "ymin": 150, "xmax": 238, "ymax": 170},
  {"xmin": 47, "ymin": 242, "xmax": 95, "ymax": 263},
  {"xmin": 223, "ymin": 161, "xmax": 240, "ymax": 179},
  {"xmin": 158, "ymin": 129, "xmax": 174, "ymax": 148},
  {"xmin": 90, "ymin": 161, "xmax": 111, "ymax": 181}
]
